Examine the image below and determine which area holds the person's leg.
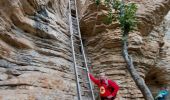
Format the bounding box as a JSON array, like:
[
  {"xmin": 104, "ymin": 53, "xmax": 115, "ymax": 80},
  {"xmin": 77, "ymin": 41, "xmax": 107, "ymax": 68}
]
[
  {"xmin": 100, "ymin": 97, "xmax": 104, "ymax": 100},
  {"xmin": 157, "ymin": 97, "xmax": 164, "ymax": 100},
  {"xmin": 102, "ymin": 97, "xmax": 115, "ymax": 100},
  {"xmin": 100, "ymin": 97, "xmax": 107, "ymax": 100}
]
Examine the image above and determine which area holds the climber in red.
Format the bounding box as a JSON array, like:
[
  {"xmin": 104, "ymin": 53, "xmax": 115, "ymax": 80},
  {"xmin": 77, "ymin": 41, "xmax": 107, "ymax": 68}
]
[{"xmin": 89, "ymin": 72, "xmax": 119, "ymax": 100}]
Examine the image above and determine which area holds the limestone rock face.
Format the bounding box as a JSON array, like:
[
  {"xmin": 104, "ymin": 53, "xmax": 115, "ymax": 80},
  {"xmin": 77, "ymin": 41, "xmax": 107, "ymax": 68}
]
[
  {"xmin": 147, "ymin": 12, "xmax": 170, "ymax": 99},
  {"xmin": 0, "ymin": 0, "xmax": 77, "ymax": 100},
  {"xmin": 1, "ymin": 0, "xmax": 170, "ymax": 100},
  {"xmin": 80, "ymin": 0, "xmax": 170, "ymax": 99}
]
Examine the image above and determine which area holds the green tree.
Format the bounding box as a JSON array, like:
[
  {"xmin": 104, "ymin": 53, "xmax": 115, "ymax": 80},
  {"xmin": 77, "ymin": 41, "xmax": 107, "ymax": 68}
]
[{"xmin": 95, "ymin": 0, "xmax": 154, "ymax": 99}]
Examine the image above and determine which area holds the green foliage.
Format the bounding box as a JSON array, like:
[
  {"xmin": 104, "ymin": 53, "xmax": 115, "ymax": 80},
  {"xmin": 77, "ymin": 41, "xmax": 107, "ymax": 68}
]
[
  {"xmin": 96, "ymin": 0, "xmax": 138, "ymax": 34},
  {"xmin": 119, "ymin": 3, "xmax": 137, "ymax": 33},
  {"xmin": 112, "ymin": 0, "xmax": 121, "ymax": 11},
  {"xmin": 104, "ymin": 0, "xmax": 110, "ymax": 6},
  {"xmin": 95, "ymin": 0, "xmax": 100, "ymax": 5}
]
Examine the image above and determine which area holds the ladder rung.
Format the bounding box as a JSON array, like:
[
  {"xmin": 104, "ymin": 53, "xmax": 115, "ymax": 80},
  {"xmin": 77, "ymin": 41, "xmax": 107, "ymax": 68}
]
[
  {"xmin": 73, "ymin": 39, "xmax": 81, "ymax": 44},
  {"xmin": 79, "ymin": 79, "xmax": 90, "ymax": 83},
  {"xmin": 72, "ymin": 16, "xmax": 76, "ymax": 19},
  {"xmin": 73, "ymin": 32, "xmax": 79, "ymax": 36},
  {"xmin": 72, "ymin": 23, "xmax": 78, "ymax": 27},
  {"xmin": 74, "ymin": 43, "xmax": 81, "ymax": 47},
  {"xmin": 72, "ymin": 23, "xmax": 78, "ymax": 29},
  {"xmin": 73, "ymin": 27, "xmax": 78, "ymax": 30},
  {"xmin": 72, "ymin": 16, "xmax": 77, "ymax": 20},
  {"xmin": 72, "ymin": 17, "xmax": 77, "ymax": 22},
  {"xmin": 76, "ymin": 66, "xmax": 86, "ymax": 70},
  {"xmin": 75, "ymin": 62, "xmax": 85, "ymax": 66},
  {"xmin": 75, "ymin": 56, "xmax": 84, "ymax": 60},
  {"xmin": 82, "ymin": 89, "xmax": 91, "ymax": 92},
  {"xmin": 73, "ymin": 37, "xmax": 80, "ymax": 40},
  {"xmin": 73, "ymin": 26, "xmax": 78, "ymax": 29},
  {"xmin": 72, "ymin": 28, "xmax": 78, "ymax": 32},
  {"xmin": 73, "ymin": 24, "xmax": 78, "ymax": 27},
  {"xmin": 75, "ymin": 55, "xmax": 82, "ymax": 59},
  {"xmin": 75, "ymin": 53, "xmax": 83, "ymax": 57},
  {"xmin": 71, "ymin": 15, "xmax": 80, "ymax": 21},
  {"xmin": 92, "ymin": 90, "xmax": 99, "ymax": 93},
  {"xmin": 72, "ymin": 23, "xmax": 77, "ymax": 27},
  {"xmin": 72, "ymin": 20, "xmax": 77, "ymax": 24},
  {"xmin": 73, "ymin": 30, "xmax": 78, "ymax": 34},
  {"xmin": 73, "ymin": 34, "xmax": 80, "ymax": 38},
  {"xmin": 79, "ymin": 81, "xmax": 90, "ymax": 84},
  {"xmin": 72, "ymin": 17, "xmax": 80, "ymax": 22},
  {"xmin": 72, "ymin": 19, "xmax": 77, "ymax": 22}
]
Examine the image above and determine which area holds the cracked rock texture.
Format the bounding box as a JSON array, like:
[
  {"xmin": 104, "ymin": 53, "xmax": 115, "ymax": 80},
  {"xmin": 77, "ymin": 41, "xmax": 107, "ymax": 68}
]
[
  {"xmin": 80, "ymin": 0, "xmax": 170, "ymax": 99},
  {"xmin": 0, "ymin": 0, "xmax": 170, "ymax": 100},
  {"xmin": 0, "ymin": 0, "xmax": 77, "ymax": 100}
]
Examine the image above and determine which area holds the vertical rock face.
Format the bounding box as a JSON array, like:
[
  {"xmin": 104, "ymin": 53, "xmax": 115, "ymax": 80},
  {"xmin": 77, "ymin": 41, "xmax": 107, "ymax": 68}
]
[
  {"xmin": 0, "ymin": 0, "xmax": 170, "ymax": 100},
  {"xmin": 80, "ymin": 0, "xmax": 170, "ymax": 99},
  {"xmin": 146, "ymin": 12, "xmax": 170, "ymax": 99},
  {"xmin": 0, "ymin": 0, "xmax": 77, "ymax": 100}
]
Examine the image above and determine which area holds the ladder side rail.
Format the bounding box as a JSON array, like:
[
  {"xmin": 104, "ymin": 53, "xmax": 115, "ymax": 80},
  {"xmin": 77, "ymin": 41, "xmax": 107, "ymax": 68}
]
[
  {"xmin": 68, "ymin": 0, "xmax": 82, "ymax": 100},
  {"xmin": 73, "ymin": 0, "xmax": 95, "ymax": 100}
]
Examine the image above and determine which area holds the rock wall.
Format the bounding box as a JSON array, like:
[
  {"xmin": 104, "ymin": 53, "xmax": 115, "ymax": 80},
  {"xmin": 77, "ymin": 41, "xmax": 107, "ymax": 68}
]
[
  {"xmin": 0, "ymin": 0, "xmax": 77, "ymax": 100},
  {"xmin": 145, "ymin": 11, "xmax": 170, "ymax": 99},
  {"xmin": 0, "ymin": 0, "xmax": 170, "ymax": 100},
  {"xmin": 80, "ymin": 0, "xmax": 170, "ymax": 99}
]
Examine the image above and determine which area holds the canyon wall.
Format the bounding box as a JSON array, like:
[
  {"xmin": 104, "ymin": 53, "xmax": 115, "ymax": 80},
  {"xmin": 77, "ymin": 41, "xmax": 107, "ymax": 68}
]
[
  {"xmin": 80, "ymin": 0, "xmax": 170, "ymax": 99},
  {"xmin": 0, "ymin": 0, "xmax": 77, "ymax": 99},
  {"xmin": 0, "ymin": 0, "xmax": 170, "ymax": 100}
]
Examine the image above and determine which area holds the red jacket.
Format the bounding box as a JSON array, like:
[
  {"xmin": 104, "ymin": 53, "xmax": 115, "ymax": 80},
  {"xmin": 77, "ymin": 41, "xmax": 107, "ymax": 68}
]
[{"xmin": 89, "ymin": 73, "xmax": 119, "ymax": 98}]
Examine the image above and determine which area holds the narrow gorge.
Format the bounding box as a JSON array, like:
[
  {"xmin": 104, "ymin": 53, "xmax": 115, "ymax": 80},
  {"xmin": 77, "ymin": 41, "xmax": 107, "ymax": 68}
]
[{"xmin": 0, "ymin": 0, "xmax": 170, "ymax": 100}]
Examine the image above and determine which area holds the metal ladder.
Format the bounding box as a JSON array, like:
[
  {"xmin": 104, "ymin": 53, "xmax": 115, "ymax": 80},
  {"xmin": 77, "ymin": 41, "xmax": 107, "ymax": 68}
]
[{"xmin": 68, "ymin": 0, "xmax": 95, "ymax": 100}]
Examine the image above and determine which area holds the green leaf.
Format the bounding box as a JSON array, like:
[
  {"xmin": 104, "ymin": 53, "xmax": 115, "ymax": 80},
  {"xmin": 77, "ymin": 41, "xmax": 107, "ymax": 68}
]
[
  {"xmin": 94, "ymin": 0, "xmax": 138, "ymax": 34},
  {"xmin": 95, "ymin": 0, "xmax": 100, "ymax": 5},
  {"xmin": 118, "ymin": 3, "xmax": 138, "ymax": 33},
  {"xmin": 113, "ymin": 0, "xmax": 121, "ymax": 11}
]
